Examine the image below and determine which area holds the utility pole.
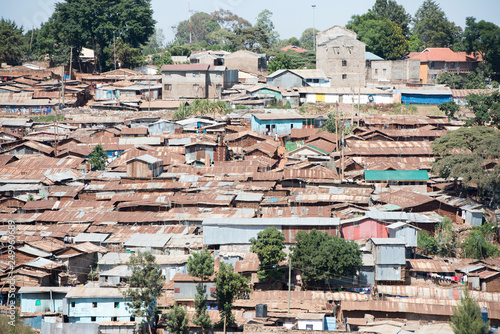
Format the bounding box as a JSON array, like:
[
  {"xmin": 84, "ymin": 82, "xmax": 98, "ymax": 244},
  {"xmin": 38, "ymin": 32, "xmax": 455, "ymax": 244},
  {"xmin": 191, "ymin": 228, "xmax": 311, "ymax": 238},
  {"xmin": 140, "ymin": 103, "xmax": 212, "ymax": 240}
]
[
  {"xmin": 287, "ymin": 255, "xmax": 292, "ymax": 314},
  {"xmin": 68, "ymin": 46, "xmax": 73, "ymax": 81},
  {"xmin": 113, "ymin": 31, "xmax": 117, "ymax": 82},
  {"xmin": 312, "ymin": 5, "xmax": 317, "ymax": 53}
]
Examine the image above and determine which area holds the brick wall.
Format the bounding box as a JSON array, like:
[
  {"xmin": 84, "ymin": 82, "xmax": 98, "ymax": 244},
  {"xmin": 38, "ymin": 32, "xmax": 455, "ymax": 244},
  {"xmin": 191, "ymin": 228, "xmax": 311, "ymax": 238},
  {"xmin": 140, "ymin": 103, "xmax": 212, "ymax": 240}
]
[{"xmin": 243, "ymin": 324, "xmax": 341, "ymax": 334}]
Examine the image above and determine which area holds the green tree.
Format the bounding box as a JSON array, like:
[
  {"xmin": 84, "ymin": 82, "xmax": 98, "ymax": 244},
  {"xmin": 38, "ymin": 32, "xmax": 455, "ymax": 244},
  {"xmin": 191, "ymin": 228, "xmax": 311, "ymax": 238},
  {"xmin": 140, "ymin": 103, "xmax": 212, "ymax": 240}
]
[
  {"xmin": 465, "ymin": 91, "xmax": 500, "ymax": 127},
  {"xmin": 464, "ymin": 17, "xmax": 500, "ymax": 74},
  {"xmin": 255, "ymin": 10, "xmax": 279, "ymax": 46},
  {"xmin": 188, "ymin": 249, "xmax": 214, "ymax": 281},
  {"xmin": 0, "ymin": 19, "xmax": 25, "ymax": 65},
  {"xmin": 105, "ymin": 38, "xmax": 145, "ymax": 70},
  {"xmin": 152, "ymin": 52, "xmax": 173, "ymax": 69},
  {"xmin": 227, "ymin": 26, "xmax": 270, "ymax": 52},
  {"xmin": 435, "ymin": 217, "xmax": 457, "ymax": 257},
  {"xmin": 165, "ymin": 302, "xmax": 189, "ymax": 334},
  {"xmin": 409, "ymin": 34, "xmax": 425, "ymax": 52},
  {"xmin": 142, "ymin": 27, "xmax": 166, "ymax": 55},
  {"xmin": 49, "ymin": 0, "xmax": 155, "ymax": 72},
  {"xmin": 88, "ymin": 144, "xmax": 107, "ymax": 171},
  {"xmin": 417, "ymin": 230, "xmax": 438, "ymax": 255},
  {"xmin": 300, "ymin": 28, "xmax": 317, "ymax": 51},
  {"xmin": 123, "ymin": 251, "xmax": 163, "ymax": 333},
  {"xmin": 291, "ymin": 229, "xmax": 362, "ymax": 286},
  {"xmin": 211, "ymin": 9, "xmax": 252, "ymax": 32},
  {"xmin": 187, "ymin": 250, "xmax": 214, "ymax": 334},
  {"xmin": 347, "ymin": 14, "xmax": 409, "ymax": 60},
  {"xmin": 450, "ymin": 287, "xmax": 489, "ymax": 334},
  {"xmin": 250, "ymin": 227, "xmax": 286, "ymax": 281},
  {"xmin": 268, "ymin": 53, "xmax": 294, "ymax": 73},
  {"xmin": 213, "ymin": 263, "xmax": 250, "ymax": 329},
  {"xmin": 175, "ymin": 12, "xmax": 220, "ymax": 45},
  {"xmin": 370, "ymin": 0, "xmax": 412, "ymax": 37},
  {"xmin": 462, "ymin": 223, "xmax": 500, "ymax": 259},
  {"xmin": 438, "ymin": 100, "xmax": 460, "ymax": 120},
  {"xmin": 169, "ymin": 45, "xmax": 192, "ymax": 57},
  {"xmin": 0, "ymin": 312, "xmax": 35, "ymax": 334},
  {"xmin": 412, "ymin": 0, "xmax": 455, "ymax": 48},
  {"xmin": 431, "ymin": 126, "xmax": 500, "ymax": 200}
]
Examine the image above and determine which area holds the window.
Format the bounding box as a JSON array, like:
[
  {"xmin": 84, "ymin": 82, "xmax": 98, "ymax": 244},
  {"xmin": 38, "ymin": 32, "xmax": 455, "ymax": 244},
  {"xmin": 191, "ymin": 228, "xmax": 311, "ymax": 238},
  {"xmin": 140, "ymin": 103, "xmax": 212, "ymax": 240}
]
[
  {"xmin": 35, "ymin": 300, "xmax": 41, "ymax": 306},
  {"xmin": 130, "ymin": 316, "xmax": 135, "ymax": 322},
  {"xmin": 210, "ymin": 287, "xmax": 216, "ymax": 293},
  {"xmin": 71, "ymin": 302, "xmax": 75, "ymax": 308},
  {"xmin": 193, "ymin": 84, "xmax": 199, "ymax": 91},
  {"xmin": 164, "ymin": 84, "xmax": 171, "ymax": 91},
  {"xmin": 342, "ymin": 74, "xmax": 347, "ymax": 79},
  {"xmin": 313, "ymin": 79, "xmax": 319, "ymax": 83},
  {"xmin": 92, "ymin": 302, "xmax": 97, "ymax": 308},
  {"xmin": 193, "ymin": 72, "xmax": 200, "ymax": 77},
  {"xmin": 216, "ymin": 84, "xmax": 222, "ymax": 90},
  {"xmin": 375, "ymin": 69, "xmax": 378, "ymax": 75},
  {"xmin": 306, "ymin": 325, "xmax": 313, "ymax": 330},
  {"xmin": 91, "ymin": 317, "xmax": 96, "ymax": 322},
  {"xmin": 111, "ymin": 317, "xmax": 118, "ymax": 322},
  {"xmin": 174, "ymin": 287, "xmax": 180, "ymax": 293},
  {"xmin": 429, "ymin": 61, "xmax": 434, "ymax": 69},
  {"xmin": 114, "ymin": 302, "xmax": 119, "ymax": 308},
  {"xmin": 342, "ymin": 60, "xmax": 347, "ymax": 66},
  {"xmin": 431, "ymin": 74, "xmax": 438, "ymax": 79},
  {"xmin": 383, "ymin": 69, "xmax": 387, "ymax": 75}
]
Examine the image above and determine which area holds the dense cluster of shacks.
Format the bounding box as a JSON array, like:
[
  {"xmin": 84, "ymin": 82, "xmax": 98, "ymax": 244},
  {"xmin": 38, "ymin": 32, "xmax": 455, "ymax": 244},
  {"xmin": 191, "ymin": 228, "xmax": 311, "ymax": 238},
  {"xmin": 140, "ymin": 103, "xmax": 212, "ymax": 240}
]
[
  {"xmin": 0, "ymin": 108, "xmax": 498, "ymax": 333},
  {"xmin": 0, "ymin": 26, "xmax": 499, "ymax": 334}
]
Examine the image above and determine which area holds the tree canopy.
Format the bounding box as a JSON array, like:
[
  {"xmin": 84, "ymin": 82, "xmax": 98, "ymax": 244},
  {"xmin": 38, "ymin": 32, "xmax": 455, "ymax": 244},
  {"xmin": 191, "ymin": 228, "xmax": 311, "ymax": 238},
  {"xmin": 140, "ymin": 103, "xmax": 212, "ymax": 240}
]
[
  {"xmin": 255, "ymin": 10, "xmax": 279, "ymax": 46},
  {"xmin": 412, "ymin": 0, "xmax": 455, "ymax": 48},
  {"xmin": 267, "ymin": 53, "xmax": 295, "ymax": 73},
  {"xmin": 48, "ymin": 0, "xmax": 155, "ymax": 71},
  {"xmin": 250, "ymin": 226, "xmax": 286, "ymax": 281},
  {"xmin": 0, "ymin": 19, "xmax": 25, "ymax": 65},
  {"xmin": 165, "ymin": 302, "xmax": 189, "ymax": 334},
  {"xmin": 465, "ymin": 91, "xmax": 500, "ymax": 127},
  {"xmin": 187, "ymin": 249, "xmax": 214, "ymax": 281},
  {"xmin": 464, "ymin": 17, "xmax": 500, "ymax": 74},
  {"xmin": 431, "ymin": 126, "xmax": 500, "ymax": 199},
  {"xmin": 369, "ymin": 0, "xmax": 412, "ymax": 37},
  {"xmin": 291, "ymin": 229, "xmax": 362, "ymax": 285},
  {"xmin": 88, "ymin": 145, "xmax": 107, "ymax": 171},
  {"xmin": 347, "ymin": 14, "xmax": 408, "ymax": 60},
  {"xmin": 123, "ymin": 251, "xmax": 163, "ymax": 333},
  {"xmin": 450, "ymin": 288, "xmax": 489, "ymax": 334},
  {"xmin": 175, "ymin": 12, "xmax": 220, "ymax": 45},
  {"xmin": 213, "ymin": 262, "xmax": 250, "ymax": 328}
]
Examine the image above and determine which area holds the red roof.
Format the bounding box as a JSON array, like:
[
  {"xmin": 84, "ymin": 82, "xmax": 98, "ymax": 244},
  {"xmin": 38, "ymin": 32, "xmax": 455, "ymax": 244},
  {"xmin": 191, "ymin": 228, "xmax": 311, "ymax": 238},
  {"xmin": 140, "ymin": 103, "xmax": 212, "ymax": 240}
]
[
  {"xmin": 407, "ymin": 48, "xmax": 482, "ymax": 62},
  {"xmin": 160, "ymin": 64, "xmax": 210, "ymax": 71},
  {"xmin": 281, "ymin": 45, "xmax": 309, "ymax": 53}
]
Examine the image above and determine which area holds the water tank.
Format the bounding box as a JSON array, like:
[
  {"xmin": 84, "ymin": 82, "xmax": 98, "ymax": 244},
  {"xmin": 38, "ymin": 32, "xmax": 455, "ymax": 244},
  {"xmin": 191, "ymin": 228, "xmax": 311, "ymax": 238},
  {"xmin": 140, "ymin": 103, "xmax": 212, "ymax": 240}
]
[{"xmin": 256, "ymin": 304, "xmax": 268, "ymax": 318}]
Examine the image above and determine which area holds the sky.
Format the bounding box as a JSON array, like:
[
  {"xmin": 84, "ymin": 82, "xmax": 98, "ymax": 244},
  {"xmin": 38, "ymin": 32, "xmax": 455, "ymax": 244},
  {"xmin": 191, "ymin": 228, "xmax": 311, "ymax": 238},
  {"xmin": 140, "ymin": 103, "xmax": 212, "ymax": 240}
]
[{"xmin": 4, "ymin": 0, "xmax": 500, "ymax": 43}]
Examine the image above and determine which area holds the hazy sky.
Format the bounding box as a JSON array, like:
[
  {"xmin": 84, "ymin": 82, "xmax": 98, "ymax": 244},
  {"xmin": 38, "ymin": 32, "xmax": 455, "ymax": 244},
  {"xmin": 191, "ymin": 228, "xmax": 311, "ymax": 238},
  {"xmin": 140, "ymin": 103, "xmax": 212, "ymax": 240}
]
[{"xmin": 5, "ymin": 0, "xmax": 500, "ymax": 43}]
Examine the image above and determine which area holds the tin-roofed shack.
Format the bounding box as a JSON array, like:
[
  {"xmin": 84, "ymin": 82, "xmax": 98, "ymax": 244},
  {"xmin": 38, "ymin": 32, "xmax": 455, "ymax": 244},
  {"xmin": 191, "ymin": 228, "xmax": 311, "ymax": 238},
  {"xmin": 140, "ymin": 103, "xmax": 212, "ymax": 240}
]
[{"xmin": 203, "ymin": 217, "xmax": 340, "ymax": 252}]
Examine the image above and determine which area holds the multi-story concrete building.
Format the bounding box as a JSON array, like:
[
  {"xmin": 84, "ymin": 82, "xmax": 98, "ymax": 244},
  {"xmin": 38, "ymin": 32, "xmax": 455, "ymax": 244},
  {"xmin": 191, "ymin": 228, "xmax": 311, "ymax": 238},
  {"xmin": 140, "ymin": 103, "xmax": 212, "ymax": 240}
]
[
  {"xmin": 161, "ymin": 64, "xmax": 237, "ymax": 100},
  {"xmin": 407, "ymin": 48, "xmax": 482, "ymax": 84},
  {"xmin": 316, "ymin": 26, "xmax": 366, "ymax": 87}
]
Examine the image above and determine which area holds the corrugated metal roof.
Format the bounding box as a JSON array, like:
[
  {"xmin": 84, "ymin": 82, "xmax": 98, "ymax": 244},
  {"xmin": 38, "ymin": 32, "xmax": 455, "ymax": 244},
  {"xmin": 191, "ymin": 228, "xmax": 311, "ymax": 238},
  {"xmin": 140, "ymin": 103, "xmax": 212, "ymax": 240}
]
[
  {"xmin": 371, "ymin": 238, "xmax": 406, "ymax": 245},
  {"xmin": 406, "ymin": 259, "xmax": 454, "ymax": 273},
  {"xmin": 365, "ymin": 170, "xmax": 429, "ymax": 181},
  {"xmin": 235, "ymin": 192, "xmax": 263, "ymax": 202},
  {"xmin": 66, "ymin": 287, "xmax": 125, "ymax": 298},
  {"xmin": 203, "ymin": 217, "xmax": 340, "ymax": 226},
  {"xmin": 73, "ymin": 233, "xmax": 109, "ymax": 243},
  {"xmin": 100, "ymin": 265, "xmax": 132, "ymax": 277},
  {"xmin": 123, "ymin": 233, "xmax": 172, "ymax": 248}
]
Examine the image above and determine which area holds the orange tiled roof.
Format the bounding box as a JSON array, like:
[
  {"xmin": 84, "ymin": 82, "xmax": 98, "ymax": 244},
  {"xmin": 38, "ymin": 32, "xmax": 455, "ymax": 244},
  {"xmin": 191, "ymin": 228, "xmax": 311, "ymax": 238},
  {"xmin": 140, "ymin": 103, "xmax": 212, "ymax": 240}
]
[{"xmin": 408, "ymin": 48, "xmax": 482, "ymax": 62}]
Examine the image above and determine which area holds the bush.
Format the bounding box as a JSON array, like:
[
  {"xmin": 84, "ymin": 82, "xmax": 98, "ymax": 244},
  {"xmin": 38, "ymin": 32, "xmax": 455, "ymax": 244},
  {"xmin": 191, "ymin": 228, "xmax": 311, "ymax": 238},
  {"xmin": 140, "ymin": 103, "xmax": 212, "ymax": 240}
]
[
  {"xmin": 417, "ymin": 231, "xmax": 438, "ymax": 255},
  {"xmin": 462, "ymin": 223, "xmax": 500, "ymax": 259}
]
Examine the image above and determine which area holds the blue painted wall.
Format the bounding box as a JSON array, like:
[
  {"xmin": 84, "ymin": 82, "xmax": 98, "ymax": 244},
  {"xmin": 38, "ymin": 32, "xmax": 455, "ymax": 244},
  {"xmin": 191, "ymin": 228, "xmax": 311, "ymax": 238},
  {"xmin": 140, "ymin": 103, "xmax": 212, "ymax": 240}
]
[
  {"xmin": 401, "ymin": 94, "xmax": 451, "ymax": 105},
  {"xmin": 251, "ymin": 116, "xmax": 303, "ymax": 136}
]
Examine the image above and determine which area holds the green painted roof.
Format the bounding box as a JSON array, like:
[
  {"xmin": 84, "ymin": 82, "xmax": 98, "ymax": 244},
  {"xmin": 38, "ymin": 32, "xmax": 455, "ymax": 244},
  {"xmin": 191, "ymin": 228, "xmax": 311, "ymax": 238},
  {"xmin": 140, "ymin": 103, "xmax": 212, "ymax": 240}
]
[{"xmin": 364, "ymin": 170, "xmax": 429, "ymax": 181}]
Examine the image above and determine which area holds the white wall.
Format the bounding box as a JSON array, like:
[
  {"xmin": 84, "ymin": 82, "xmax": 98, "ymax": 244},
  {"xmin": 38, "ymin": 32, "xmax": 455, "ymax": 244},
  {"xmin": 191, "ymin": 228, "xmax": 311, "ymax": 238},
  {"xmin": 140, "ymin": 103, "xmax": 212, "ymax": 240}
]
[{"xmin": 297, "ymin": 319, "xmax": 324, "ymax": 331}]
